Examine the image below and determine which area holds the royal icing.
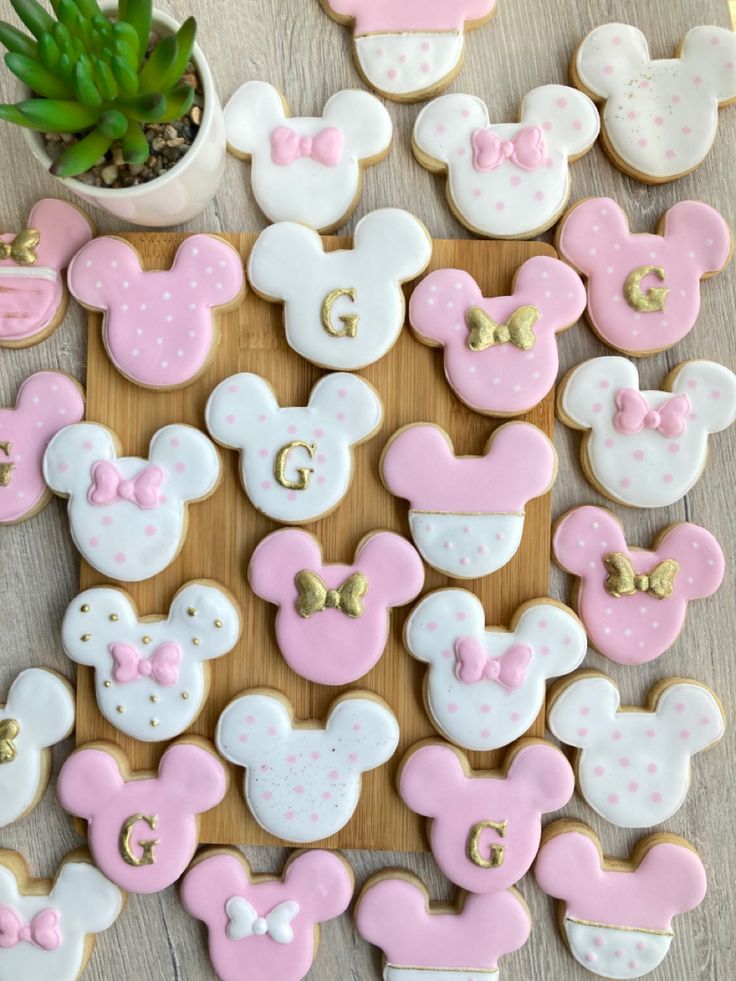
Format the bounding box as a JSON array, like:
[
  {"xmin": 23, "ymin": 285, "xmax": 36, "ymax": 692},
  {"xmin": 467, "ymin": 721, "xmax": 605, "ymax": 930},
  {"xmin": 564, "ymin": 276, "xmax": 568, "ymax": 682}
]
[
  {"xmin": 321, "ymin": 0, "xmax": 497, "ymax": 101},
  {"xmin": 249, "ymin": 529, "xmax": 424, "ymax": 685},
  {"xmin": 399, "ymin": 740, "xmax": 574, "ymax": 893},
  {"xmin": 0, "ymin": 669, "xmax": 75, "ymax": 829},
  {"xmin": 0, "ymin": 372, "xmax": 84, "ymax": 525},
  {"xmin": 61, "ymin": 582, "xmax": 241, "ymax": 742},
  {"xmin": 67, "ymin": 235, "xmax": 245, "ymax": 389},
  {"xmin": 0, "ymin": 853, "xmax": 122, "ymax": 981},
  {"xmin": 224, "ymin": 81, "xmax": 393, "ymax": 232},
  {"xmin": 181, "ymin": 849, "xmax": 353, "ymax": 981},
  {"xmin": 248, "ymin": 209, "xmax": 432, "ymax": 370},
  {"xmin": 57, "ymin": 740, "xmax": 227, "ymax": 895},
  {"xmin": 43, "ymin": 422, "xmax": 221, "ymax": 581},
  {"xmin": 412, "ymin": 86, "xmax": 599, "ymax": 238},
  {"xmin": 404, "ymin": 591, "xmax": 586, "ymax": 751},
  {"xmin": 206, "ymin": 372, "xmax": 382, "ymax": 524},
  {"xmin": 535, "ymin": 824, "xmax": 707, "ymax": 979},
  {"xmin": 216, "ymin": 691, "xmax": 400, "ymax": 843},
  {"xmin": 553, "ymin": 506, "xmax": 725, "ymax": 665},
  {"xmin": 574, "ymin": 24, "xmax": 736, "ymax": 182},
  {"xmin": 381, "ymin": 423, "xmax": 556, "ymax": 578},
  {"xmin": 409, "ymin": 256, "xmax": 586, "ymax": 415},
  {"xmin": 558, "ymin": 356, "xmax": 736, "ymax": 508},
  {"xmin": 548, "ymin": 673, "xmax": 725, "ymax": 829},
  {"xmin": 0, "ymin": 199, "xmax": 93, "ymax": 347},
  {"xmin": 557, "ymin": 198, "xmax": 733, "ymax": 355}
]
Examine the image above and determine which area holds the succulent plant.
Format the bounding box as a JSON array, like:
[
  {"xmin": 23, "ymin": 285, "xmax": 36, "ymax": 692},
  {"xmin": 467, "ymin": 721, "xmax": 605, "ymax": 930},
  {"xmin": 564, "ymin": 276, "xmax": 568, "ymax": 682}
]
[{"xmin": 0, "ymin": 0, "xmax": 197, "ymax": 178}]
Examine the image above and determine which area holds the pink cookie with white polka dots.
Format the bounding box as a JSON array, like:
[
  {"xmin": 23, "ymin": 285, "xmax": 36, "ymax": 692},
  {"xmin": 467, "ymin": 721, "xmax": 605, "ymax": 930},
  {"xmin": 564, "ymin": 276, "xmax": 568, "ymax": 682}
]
[{"xmin": 67, "ymin": 235, "xmax": 245, "ymax": 390}]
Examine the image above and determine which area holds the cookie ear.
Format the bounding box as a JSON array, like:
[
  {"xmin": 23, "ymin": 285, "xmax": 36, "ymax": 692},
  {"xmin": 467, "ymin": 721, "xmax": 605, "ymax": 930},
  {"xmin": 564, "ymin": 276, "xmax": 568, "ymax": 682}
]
[
  {"xmin": 6, "ymin": 669, "xmax": 75, "ymax": 748},
  {"xmin": 548, "ymin": 675, "xmax": 620, "ymax": 748},
  {"xmin": 662, "ymin": 202, "xmax": 732, "ymax": 276},
  {"xmin": 57, "ymin": 748, "xmax": 124, "ymax": 819},
  {"xmin": 355, "ymin": 532, "xmax": 424, "ymax": 608},
  {"xmin": 159, "ymin": 742, "xmax": 227, "ymax": 813},
  {"xmin": 382, "ymin": 424, "xmax": 454, "ymax": 501},
  {"xmin": 169, "ymin": 235, "xmax": 244, "ymax": 308},
  {"xmin": 680, "ymin": 26, "xmax": 736, "ymax": 103},
  {"xmin": 326, "ymin": 698, "xmax": 399, "ymax": 770},
  {"xmin": 51, "ymin": 862, "xmax": 122, "ymax": 934},
  {"xmin": 399, "ymin": 744, "xmax": 468, "ymax": 817},
  {"xmin": 283, "ymin": 850, "xmax": 353, "ymax": 921},
  {"xmin": 169, "ymin": 583, "xmax": 241, "ymax": 660},
  {"xmin": 413, "ymin": 94, "xmax": 489, "ymax": 165},
  {"xmin": 13, "ymin": 372, "xmax": 84, "ymax": 440},
  {"xmin": 409, "ymin": 269, "xmax": 481, "ymax": 346},
  {"xmin": 669, "ymin": 361, "xmax": 736, "ymax": 434},
  {"xmin": 405, "ymin": 589, "xmax": 484, "ymax": 666},
  {"xmin": 307, "ymin": 373, "xmax": 382, "ymax": 443},
  {"xmin": 353, "ymin": 209, "xmax": 432, "ymax": 282},
  {"xmin": 519, "ymin": 85, "xmax": 599, "ymax": 157},
  {"xmin": 206, "ymin": 373, "xmax": 279, "ymax": 450},
  {"xmin": 655, "ymin": 524, "xmax": 725, "ymax": 601},
  {"xmin": 43, "ymin": 423, "xmax": 117, "ymax": 496},
  {"xmin": 216, "ymin": 693, "xmax": 291, "ymax": 766},
  {"xmin": 67, "ymin": 237, "xmax": 143, "ymax": 310},
  {"xmin": 575, "ymin": 24, "xmax": 651, "ymax": 98},
  {"xmin": 535, "ymin": 829, "xmax": 602, "ymax": 900},
  {"xmin": 559, "ymin": 356, "xmax": 639, "ymax": 429},
  {"xmin": 321, "ymin": 89, "xmax": 392, "ymax": 160},
  {"xmin": 506, "ymin": 742, "xmax": 574, "ymax": 812},
  {"xmin": 225, "ymin": 80, "xmax": 287, "ymax": 157},
  {"xmin": 148, "ymin": 424, "xmax": 220, "ymax": 502},
  {"xmin": 247, "ymin": 222, "xmax": 323, "ymax": 300},
  {"xmin": 29, "ymin": 198, "xmax": 93, "ymax": 270},
  {"xmin": 62, "ymin": 588, "xmax": 136, "ymax": 667},
  {"xmin": 515, "ymin": 603, "xmax": 587, "ymax": 678},
  {"xmin": 553, "ymin": 506, "xmax": 627, "ymax": 576},
  {"xmin": 511, "ymin": 255, "xmax": 586, "ymax": 328},
  {"xmin": 637, "ymin": 842, "xmax": 707, "ymax": 916},
  {"xmin": 656, "ymin": 683, "xmax": 725, "ymax": 754},
  {"xmin": 557, "ymin": 198, "xmax": 631, "ymax": 274},
  {"xmin": 249, "ymin": 529, "xmax": 323, "ymax": 605}
]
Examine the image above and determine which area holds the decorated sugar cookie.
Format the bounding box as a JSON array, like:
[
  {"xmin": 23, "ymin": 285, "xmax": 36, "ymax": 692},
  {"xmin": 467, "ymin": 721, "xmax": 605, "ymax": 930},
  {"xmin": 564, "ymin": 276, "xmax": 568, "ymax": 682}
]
[
  {"xmin": 206, "ymin": 372, "xmax": 382, "ymax": 524},
  {"xmin": 573, "ymin": 24, "xmax": 736, "ymax": 183},
  {"xmin": 0, "ymin": 198, "xmax": 94, "ymax": 348},
  {"xmin": 224, "ymin": 81, "xmax": 393, "ymax": 232},
  {"xmin": 412, "ymin": 86, "xmax": 599, "ymax": 238},
  {"xmin": 248, "ymin": 209, "xmax": 432, "ymax": 370},
  {"xmin": 249, "ymin": 530, "xmax": 424, "ymax": 685},
  {"xmin": 535, "ymin": 822, "xmax": 707, "ymax": 979},
  {"xmin": 557, "ymin": 198, "xmax": 733, "ymax": 355},
  {"xmin": 409, "ymin": 256, "xmax": 586, "ymax": 415},
  {"xmin": 216, "ymin": 690, "xmax": 400, "ymax": 843},
  {"xmin": 0, "ymin": 372, "xmax": 84, "ymax": 525},
  {"xmin": 399, "ymin": 739, "xmax": 574, "ymax": 893},
  {"xmin": 381, "ymin": 423, "xmax": 557, "ymax": 578},
  {"xmin": 67, "ymin": 235, "xmax": 245, "ymax": 390},
  {"xmin": 181, "ymin": 848, "xmax": 354, "ymax": 981},
  {"xmin": 356, "ymin": 871, "xmax": 531, "ymax": 981},
  {"xmin": 553, "ymin": 506, "xmax": 725, "ymax": 665},
  {"xmin": 57, "ymin": 740, "xmax": 227, "ymax": 895},
  {"xmin": 557, "ymin": 357, "xmax": 736, "ymax": 508},
  {"xmin": 0, "ymin": 850, "xmax": 123, "ymax": 981},
  {"xmin": 0, "ymin": 669, "xmax": 75, "ymax": 829},
  {"xmin": 547, "ymin": 672, "xmax": 725, "ymax": 829},
  {"xmin": 404, "ymin": 591, "xmax": 586, "ymax": 751},
  {"xmin": 320, "ymin": 0, "xmax": 498, "ymax": 102},
  {"xmin": 43, "ymin": 422, "xmax": 221, "ymax": 581},
  {"xmin": 61, "ymin": 582, "xmax": 241, "ymax": 742}
]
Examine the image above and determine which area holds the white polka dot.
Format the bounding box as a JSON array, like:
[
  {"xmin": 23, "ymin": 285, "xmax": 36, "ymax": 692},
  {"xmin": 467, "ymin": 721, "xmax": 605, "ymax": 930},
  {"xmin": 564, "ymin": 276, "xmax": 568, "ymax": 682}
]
[
  {"xmin": 84, "ymin": 260, "xmax": 92, "ymax": 268},
  {"xmin": 156, "ymin": 337, "xmax": 163, "ymax": 345},
  {"xmin": 162, "ymin": 291, "xmax": 171, "ymax": 300},
  {"xmin": 136, "ymin": 328, "xmax": 143, "ymax": 336},
  {"xmin": 121, "ymin": 304, "xmax": 129, "ymax": 312},
  {"xmin": 131, "ymin": 348, "xmax": 139, "ymax": 356}
]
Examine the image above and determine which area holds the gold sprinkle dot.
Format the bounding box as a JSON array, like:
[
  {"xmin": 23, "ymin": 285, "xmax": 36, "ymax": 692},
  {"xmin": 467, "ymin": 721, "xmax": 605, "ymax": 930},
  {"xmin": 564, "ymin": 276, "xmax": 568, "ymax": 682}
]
[
  {"xmin": 109, "ymin": 613, "xmax": 119, "ymax": 622},
  {"xmin": 80, "ymin": 604, "xmax": 90, "ymax": 613},
  {"xmin": 214, "ymin": 619, "xmax": 223, "ymax": 629},
  {"xmin": 150, "ymin": 694, "xmax": 160, "ymax": 704},
  {"xmin": 181, "ymin": 692, "xmax": 190, "ymax": 701},
  {"xmin": 151, "ymin": 719, "xmax": 160, "ymax": 728},
  {"xmin": 116, "ymin": 705, "xmax": 125, "ymax": 714},
  {"xmin": 142, "ymin": 636, "xmax": 152, "ymax": 645},
  {"xmin": 103, "ymin": 680, "xmax": 112, "ymax": 688},
  {"xmin": 192, "ymin": 637, "xmax": 200, "ymax": 646},
  {"xmin": 81, "ymin": 633, "xmax": 92, "ymax": 642},
  {"xmin": 187, "ymin": 607, "xmax": 197, "ymax": 617}
]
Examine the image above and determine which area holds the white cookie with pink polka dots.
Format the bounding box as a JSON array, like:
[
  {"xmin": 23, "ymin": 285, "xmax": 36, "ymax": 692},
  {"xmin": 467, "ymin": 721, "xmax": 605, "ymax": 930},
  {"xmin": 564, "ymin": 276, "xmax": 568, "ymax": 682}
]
[
  {"xmin": 547, "ymin": 673, "xmax": 725, "ymax": 828},
  {"xmin": 412, "ymin": 85, "xmax": 599, "ymax": 238},
  {"xmin": 216, "ymin": 690, "xmax": 400, "ymax": 843},
  {"xmin": 43, "ymin": 422, "xmax": 221, "ymax": 582}
]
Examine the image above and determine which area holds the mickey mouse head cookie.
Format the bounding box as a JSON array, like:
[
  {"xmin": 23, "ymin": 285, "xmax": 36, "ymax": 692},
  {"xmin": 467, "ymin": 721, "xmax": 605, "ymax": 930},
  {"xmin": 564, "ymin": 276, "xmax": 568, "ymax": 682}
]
[
  {"xmin": 558, "ymin": 356, "xmax": 736, "ymax": 508},
  {"xmin": 547, "ymin": 672, "xmax": 725, "ymax": 829},
  {"xmin": 0, "ymin": 850, "xmax": 123, "ymax": 981},
  {"xmin": 248, "ymin": 209, "xmax": 432, "ymax": 370},
  {"xmin": 62, "ymin": 581, "xmax": 241, "ymax": 742},
  {"xmin": 216, "ymin": 690, "xmax": 400, "ymax": 843},
  {"xmin": 206, "ymin": 372, "xmax": 382, "ymax": 524},
  {"xmin": 0, "ymin": 198, "xmax": 94, "ymax": 348},
  {"xmin": 67, "ymin": 235, "xmax": 245, "ymax": 389},
  {"xmin": 43, "ymin": 422, "xmax": 221, "ymax": 581},
  {"xmin": 224, "ymin": 81, "xmax": 393, "ymax": 232},
  {"xmin": 573, "ymin": 24, "xmax": 736, "ymax": 183},
  {"xmin": 412, "ymin": 85, "xmax": 599, "ymax": 238}
]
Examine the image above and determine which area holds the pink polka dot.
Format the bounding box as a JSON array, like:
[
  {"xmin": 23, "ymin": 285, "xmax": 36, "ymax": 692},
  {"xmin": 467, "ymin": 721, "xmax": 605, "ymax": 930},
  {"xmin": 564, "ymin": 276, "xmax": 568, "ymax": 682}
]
[
  {"xmin": 317, "ymin": 476, "xmax": 326, "ymax": 485},
  {"xmin": 592, "ymin": 402, "xmax": 602, "ymax": 413},
  {"xmin": 375, "ymin": 47, "xmax": 383, "ymax": 56},
  {"xmin": 322, "ymin": 791, "xmax": 331, "ymax": 800},
  {"xmin": 654, "ymin": 116, "xmax": 664, "ymax": 126},
  {"xmin": 687, "ymin": 379, "xmax": 698, "ymax": 389},
  {"xmin": 348, "ymin": 752, "xmax": 358, "ymax": 764},
  {"xmin": 607, "ymin": 793, "xmax": 619, "ymax": 805},
  {"xmin": 287, "ymin": 424, "xmax": 297, "ymax": 434},
  {"xmin": 666, "ymin": 149, "xmax": 676, "ymax": 159},
  {"xmin": 648, "ymin": 763, "xmax": 657, "ymax": 774},
  {"xmin": 620, "ymin": 478, "xmax": 631, "ymax": 489},
  {"xmin": 329, "ymin": 770, "xmax": 339, "ymax": 780},
  {"xmin": 313, "ymin": 428, "xmax": 324, "ymax": 438},
  {"xmin": 262, "ymin": 791, "xmax": 272, "ymax": 800},
  {"xmin": 83, "ymin": 441, "xmax": 93, "ymax": 450},
  {"xmin": 540, "ymin": 645, "xmax": 550, "ymax": 656},
  {"xmin": 102, "ymin": 515, "xmax": 113, "ymax": 527},
  {"xmin": 473, "ymin": 189, "xmax": 482, "ymax": 198},
  {"xmin": 337, "ymin": 388, "xmax": 347, "ymax": 399},
  {"xmin": 481, "ymin": 729, "xmax": 490, "ymax": 739},
  {"xmin": 510, "ymin": 712, "xmax": 520, "ymax": 722},
  {"xmin": 585, "ymin": 953, "xmax": 597, "ymax": 964},
  {"xmin": 240, "ymin": 733, "xmax": 250, "ymax": 743},
  {"xmin": 594, "ymin": 937, "xmax": 604, "ymax": 947},
  {"xmin": 174, "ymin": 462, "xmax": 186, "ymax": 474},
  {"xmin": 448, "ymin": 703, "xmax": 458, "ymax": 714},
  {"xmin": 316, "ymin": 453, "xmax": 326, "ymax": 464},
  {"xmin": 461, "ymin": 109, "xmax": 470, "ymax": 119},
  {"xmin": 267, "ymin": 726, "xmax": 277, "ymax": 736},
  {"xmin": 633, "ymin": 450, "xmax": 645, "ymax": 461},
  {"xmin": 480, "ymin": 704, "xmax": 490, "ymax": 714},
  {"xmin": 538, "ymin": 619, "xmax": 548, "ymax": 629},
  {"xmin": 495, "ymin": 202, "xmax": 505, "ymax": 211},
  {"xmin": 542, "ymin": 121, "xmax": 553, "ymax": 131},
  {"xmin": 680, "ymin": 729, "xmax": 690, "ymax": 740},
  {"xmin": 88, "ymin": 537, "xmax": 99, "ymax": 548},
  {"xmin": 682, "ymin": 126, "xmax": 692, "ymax": 135},
  {"xmin": 535, "ymin": 191, "xmax": 545, "ymax": 202},
  {"xmin": 639, "ymin": 80, "xmax": 650, "ymax": 89},
  {"xmin": 226, "ymin": 414, "xmax": 236, "ymax": 424},
  {"xmin": 294, "ymin": 785, "xmax": 304, "ymax": 795},
  {"xmin": 663, "ymin": 474, "xmax": 673, "ymax": 484},
  {"xmin": 398, "ymin": 54, "xmax": 407, "ymax": 64},
  {"xmin": 628, "ymin": 962, "xmax": 638, "ymax": 971},
  {"xmin": 336, "ymin": 412, "xmax": 346, "ymax": 421},
  {"xmin": 727, "ymin": 61, "xmax": 735, "ymax": 71},
  {"xmin": 581, "ymin": 707, "xmax": 590, "ymax": 716},
  {"xmin": 556, "ymin": 96, "xmax": 568, "ymax": 108},
  {"xmin": 284, "ymin": 810, "xmax": 295, "ymax": 821},
  {"xmin": 646, "ymin": 729, "xmax": 656, "ymax": 738},
  {"xmin": 612, "ymin": 730, "xmax": 623, "ymax": 741},
  {"xmin": 353, "ymin": 723, "xmax": 362, "ymax": 732},
  {"xmin": 594, "ymin": 766, "xmax": 605, "ymax": 776},
  {"xmin": 258, "ymin": 448, "xmax": 268, "ymax": 458},
  {"xmin": 613, "ymin": 35, "xmax": 622, "ymax": 44},
  {"xmin": 441, "ymin": 649, "xmax": 452, "ymax": 659},
  {"xmin": 114, "ymin": 552, "xmax": 126, "ymax": 564},
  {"xmin": 388, "ymin": 69, "xmax": 398, "ymax": 80},
  {"xmin": 456, "ymin": 611, "xmax": 466, "ymax": 622},
  {"xmin": 652, "ymin": 791, "xmax": 663, "ymax": 803},
  {"xmin": 619, "ymin": 757, "xmax": 630, "ymax": 768},
  {"xmin": 599, "ymin": 379, "xmax": 610, "ymax": 389},
  {"xmin": 603, "ymin": 65, "xmax": 613, "ymax": 74},
  {"xmin": 245, "ymin": 715, "xmax": 255, "ymax": 724},
  {"xmin": 578, "ymin": 728, "xmax": 589, "ymax": 738},
  {"xmin": 711, "ymin": 390, "xmax": 722, "ymax": 400},
  {"xmin": 457, "ymin": 147, "xmax": 467, "ymax": 157},
  {"xmin": 310, "ymin": 813, "xmax": 320, "ymax": 823},
  {"xmin": 572, "ymin": 120, "xmax": 582, "ymax": 130},
  {"xmin": 627, "ymin": 110, "xmax": 637, "ymax": 120},
  {"xmin": 628, "ymin": 781, "xmax": 639, "ymax": 792},
  {"xmin": 711, "ymin": 36, "xmax": 720, "ymax": 46},
  {"xmin": 701, "ymin": 717, "xmax": 711, "ymax": 726},
  {"xmin": 170, "ymin": 437, "xmax": 180, "ymax": 448},
  {"xmin": 510, "ymin": 175, "xmax": 522, "ymax": 187},
  {"xmin": 672, "ymin": 94, "xmax": 681, "ymax": 103},
  {"xmin": 693, "ymin": 76, "xmax": 702, "ymax": 85},
  {"xmin": 427, "ymin": 622, "xmax": 438, "ymax": 631},
  {"xmin": 287, "ymin": 491, "xmax": 298, "ymax": 502},
  {"xmin": 638, "ymin": 138, "xmax": 648, "ymax": 148},
  {"xmin": 261, "ymin": 481, "xmax": 272, "ymax": 491},
  {"xmin": 311, "ymin": 751, "xmax": 321, "ymax": 760},
  {"xmin": 287, "ymin": 754, "xmax": 297, "ymax": 764},
  {"xmin": 227, "ymin": 384, "xmax": 238, "ymax": 393},
  {"xmin": 675, "ymin": 702, "xmax": 686, "ymax": 713},
  {"xmin": 258, "ymin": 413, "xmax": 268, "ymax": 422},
  {"xmin": 58, "ymin": 461, "xmax": 70, "ymax": 473},
  {"xmin": 421, "ymin": 41, "xmax": 430, "ymax": 51},
  {"xmin": 636, "ymin": 941, "xmax": 646, "ymax": 951},
  {"xmin": 605, "ymin": 438, "xmax": 615, "ymax": 448},
  {"xmin": 668, "ymin": 443, "xmax": 680, "ymax": 454},
  {"xmin": 144, "ymin": 525, "xmax": 156, "ymax": 536}
]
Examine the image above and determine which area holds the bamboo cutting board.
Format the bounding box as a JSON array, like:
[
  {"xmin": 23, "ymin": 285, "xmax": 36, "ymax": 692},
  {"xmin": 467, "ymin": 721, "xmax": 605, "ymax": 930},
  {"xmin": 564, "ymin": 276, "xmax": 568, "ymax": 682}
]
[{"xmin": 76, "ymin": 232, "xmax": 556, "ymax": 851}]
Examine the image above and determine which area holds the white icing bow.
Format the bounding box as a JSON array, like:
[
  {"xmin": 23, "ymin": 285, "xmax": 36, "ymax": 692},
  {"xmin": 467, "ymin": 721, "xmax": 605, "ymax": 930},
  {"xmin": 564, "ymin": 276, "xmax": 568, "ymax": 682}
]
[{"xmin": 225, "ymin": 896, "xmax": 299, "ymax": 944}]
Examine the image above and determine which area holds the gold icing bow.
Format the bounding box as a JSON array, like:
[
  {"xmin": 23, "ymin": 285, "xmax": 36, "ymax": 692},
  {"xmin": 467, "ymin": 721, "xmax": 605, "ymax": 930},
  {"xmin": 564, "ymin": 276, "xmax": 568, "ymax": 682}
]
[
  {"xmin": 604, "ymin": 552, "xmax": 680, "ymax": 600},
  {"xmin": 466, "ymin": 305, "xmax": 539, "ymax": 352},
  {"xmin": 0, "ymin": 718, "xmax": 20, "ymax": 765},
  {"xmin": 0, "ymin": 228, "xmax": 40, "ymax": 266},
  {"xmin": 295, "ymin": 570, "xmax": 368, "ymax": 619}
]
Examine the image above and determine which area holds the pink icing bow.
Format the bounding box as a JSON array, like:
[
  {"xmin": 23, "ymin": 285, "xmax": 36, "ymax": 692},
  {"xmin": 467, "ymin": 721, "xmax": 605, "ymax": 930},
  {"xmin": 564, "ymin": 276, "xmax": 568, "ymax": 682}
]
[
  {"xmin": 472, "ymin": 126, "xmax": 546, "ymax": 172},
  {"xmin": 88, "ymin": 461, "xmax": 163, "ymax": 509},
  {"xmin": 614, "ymin": 389, "xmax": 690, "ymax": 438},
  {"xmin": 109, "ymin": 641, "xmax": 182, "ymax": 686},
  {"xmin": 0, "ymin": 906, "xmax": 60, "ymax": 951},
  {"xmin": 270, "ymin": 126, "xmax": 344, "ymax": 167},
  {"xmin": 454, "ymin": 638, "xmax": 532, "ymax": 689}
]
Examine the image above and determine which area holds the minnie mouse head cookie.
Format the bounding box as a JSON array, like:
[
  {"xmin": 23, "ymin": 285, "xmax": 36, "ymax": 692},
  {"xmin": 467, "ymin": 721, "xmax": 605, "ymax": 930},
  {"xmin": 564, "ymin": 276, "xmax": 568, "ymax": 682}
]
[
  {"xmin": 573, "ymin": 24, "xmax": 736, "ymax": 183},
  {"xmin": 381, "ymin": 423, "xmax": 557, "ymax": 578},
  {"xmin": 224, "ymin": 81, "xmax": 393, "ymax": 232},
  {"xmin": 67, "ymin": 235, "xmax": 245, "ymax": 389},
  {"xmin": 62, "ymin": 581, "xmax": 241, "ymax": 742},
  {"xmin": 43, "ymin": 422, "xmax": 221, "ymax": 581},
  {"xmin": 412, "ymin": 85, "xmax": 599, "ymax": 238},
  {"xmin": 535, "ymin": 822, "xmax": 707, "ymax": 979},
  {"xmin": 181, "ymin": 848, "xmax": 354, "ymax": 981},
  {"xmin": 248, "ymin": 209, "xmax": 432, "ymax": 370},
  {"xmin": 553, "ymin": 506, "xmax": 725, "ymax": 665},
  {"xmin": 249, "ymin": 529, "xmax": 424, "ymax": 685},
  {"xmin": 409, "ymin": 256, "xmax": 586, "ymax": 415},
  {"xmin": 558, "ymin": 356, "xmax": 736, "ymax": 508},
  {"xmin": 0, "ymin": 198, "xmax": 94, "ymax": 348}
]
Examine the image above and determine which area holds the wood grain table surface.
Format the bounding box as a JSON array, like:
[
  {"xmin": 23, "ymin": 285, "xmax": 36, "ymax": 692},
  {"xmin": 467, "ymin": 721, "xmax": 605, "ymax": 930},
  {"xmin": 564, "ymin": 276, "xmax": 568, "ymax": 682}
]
[{"xmin": 1, "ymin": 1, "xmax": 734, "ymax": 978}]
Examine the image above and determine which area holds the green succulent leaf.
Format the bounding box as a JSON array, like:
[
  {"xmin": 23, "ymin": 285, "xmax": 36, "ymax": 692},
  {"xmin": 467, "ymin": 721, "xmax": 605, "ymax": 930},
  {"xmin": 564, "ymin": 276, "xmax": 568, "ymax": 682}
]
[
  {"xmin": 37, "ymin": 33, "xmax": 61, "ymax": 72},
  {"xmin": 93, "ymin": 57, "xmax": 117, "ymax": 100},
  {"xmin": 76, "ymin": 0, "xmax": 104, "ymax": 18},
  {"xmin": 5, "ymin": 51, "xmax": 75, "ymax": 98},
  {"xmin": 97, "ymin": 108, "xmax": 127, "ymax": 138},
  {"xmin": 51, "ymin": 125, "xmax": 113, "ymax": 176},
  {"xmin": 56, "ymin": 0, "xmax": 85, "ymax": 38},
  {"xmin": 121, "ymin": 117, "xmax": 149, "ymax": 163},
  {"xmin": 111, "ymin": 21, "xmax": 139, "ymax": 55},
  {"xmin": 91, "ymin": 15, "xmax": 112, "ymax": 41},
  {"xmin": 110, "ymin": 54, "xmax": 138, "ymax": 96},
  {"xmin": 138, "ymin": 33, "xmax": 176, "ymax": 93},
  {"xmin": 120, "ymin": 90, "xmax": 164, "ymax": 122},
  {"xmin": 57, "ymin": 51, "xmax": 74, "ymax": 82},
  {"xmin": 0, "ymin": 102, "xmax": 43, "ymax": 129},
  {"xmin": 165, "ymin": 17, "xmax": 196, "ymax": 88},
  {"xmin": 159, "ymin": 82, "xmax": 194, "ymax": 121},
  {"xmin": 52, "ymin": 22, "xmax": 72, "ymax": 48},
  {"xmin": 10, "ymin": 0, "xmax": 55, "ymax": 40},
  {"xmin": 14, "ymin": 97, "xmax": 99, "ymax": 131},
  {"xmin": 0, "ymin": 22, "xmax": 38, "ymax": 60},
  {"xmin": 113, "ymin": 38, "xmax": 138, "ymax": 71},
  {"xmin": 119, "ymin": 0, "xmax": 151, "ymax": 67},
  {"xmin": 73, "ymin": 55, "xmax": 102, "ymax": 107}
]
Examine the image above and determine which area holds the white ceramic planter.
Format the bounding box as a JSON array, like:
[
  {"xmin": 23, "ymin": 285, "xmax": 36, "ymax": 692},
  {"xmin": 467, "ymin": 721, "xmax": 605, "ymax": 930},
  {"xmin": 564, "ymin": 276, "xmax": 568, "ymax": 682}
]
[{"xmin": 20, "ymin": 6, "xmax": 225, "ymax": 227}]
